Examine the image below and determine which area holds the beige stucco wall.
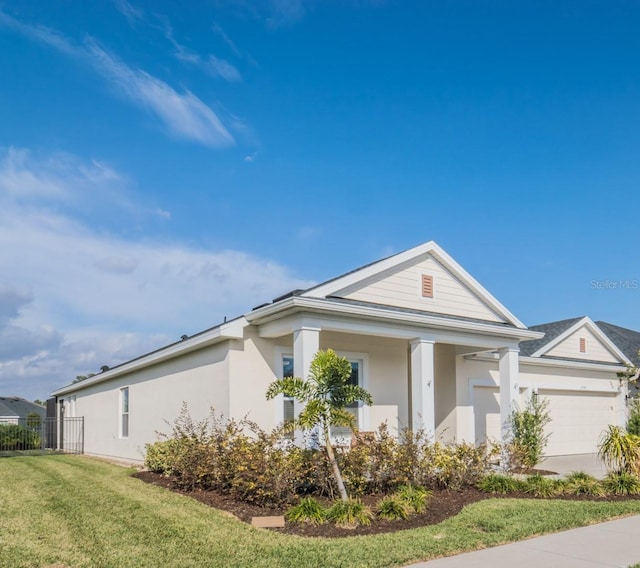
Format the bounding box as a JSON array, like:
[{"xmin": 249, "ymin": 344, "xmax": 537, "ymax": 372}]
[
  {"xmin": 321, "ymin": 331, "xmax": 409, "ymax": 433},
  {"xmin": 434, "ymin": 343, "xmax": 457, "ymax": 442},
  {"xmin": 66, "ymin": 342, "xmax": 231, "ymax": 463}
]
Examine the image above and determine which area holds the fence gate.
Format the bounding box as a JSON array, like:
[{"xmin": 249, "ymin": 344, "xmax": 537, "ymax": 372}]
[{"xmin": 0, "ymin": 416, "xmax": 84, "ymax": 456}]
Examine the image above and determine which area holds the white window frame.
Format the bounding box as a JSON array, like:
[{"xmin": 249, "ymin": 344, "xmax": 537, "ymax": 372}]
[
  {"xmin": 335, "ymin": 350, "xmax": 370, "ymax": 432},
  {"xmin": 274, "ymin": 348, "xmax": 370, "ymax": 432},
  {"xmin": 120, "ymin": 387, "xmax": 129, "ymax": 439},
  {"xmin": 274, "ymin": 347, "xmax": 294, "ymax": 425}
]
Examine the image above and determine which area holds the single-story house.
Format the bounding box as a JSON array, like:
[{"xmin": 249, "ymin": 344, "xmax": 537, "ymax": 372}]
[
  {"xmin": 51, "ymin": 241, "xmax": 639, "ymax": 463},
  {"xmin": 0, "ymin": 397, "xmax": 46, "ymax": 425}
]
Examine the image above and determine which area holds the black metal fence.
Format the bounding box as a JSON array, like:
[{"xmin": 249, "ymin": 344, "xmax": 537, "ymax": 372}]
[{"xmin": 0, "ymin": 416, "xmax": 84, "ymax": 456}]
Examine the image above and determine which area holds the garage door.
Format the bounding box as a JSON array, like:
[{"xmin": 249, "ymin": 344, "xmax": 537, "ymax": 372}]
[
  {"xmin": 539, "ymin": 389, "xmax": 617, "ymax": 456},
  {"xmin": 473, "ymin": 387, "xmax": 617, "ymax": 455}
]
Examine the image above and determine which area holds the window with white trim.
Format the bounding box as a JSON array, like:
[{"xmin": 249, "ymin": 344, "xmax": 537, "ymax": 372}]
[
  {"xmin": 330, "ymin": 360, "xmax": 362, "ymax": 439},
  {"xmin": 282, "ymin": 356, "xmax": 294, "ymax": 438},
  {"xmin": 120, "ymin": 387, "xmax": 129, "ymax": 438}
]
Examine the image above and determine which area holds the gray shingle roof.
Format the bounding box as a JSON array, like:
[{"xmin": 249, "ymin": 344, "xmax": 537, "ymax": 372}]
[
  {"xmin": 518, "ymin": 317, "xmax": 585, "ymax": 357},
  {"xmin": 0, "ymin": 397, "xmax": 46, "ymax": 419},
  {"xmin": 519, "ymin": 317, "xmax": 640, "ymax": 367},
  {"xmin": 596, "ymin": 321, "xmax": 640, "ymax": 367}
]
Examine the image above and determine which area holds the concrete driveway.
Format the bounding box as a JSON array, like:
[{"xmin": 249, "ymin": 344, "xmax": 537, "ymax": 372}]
[{"xmin": 539, "ymin": 453, "xmax": 608, "ymax": 479}]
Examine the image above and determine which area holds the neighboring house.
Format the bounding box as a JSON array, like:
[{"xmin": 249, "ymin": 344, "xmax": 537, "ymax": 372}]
[
  {"xmin": 51, "ymin": 241, "xmax": 639, "ymax": 463},
  {"xmin": 0, "ymin": 397, "xmax": 46, "ymax": 425}
]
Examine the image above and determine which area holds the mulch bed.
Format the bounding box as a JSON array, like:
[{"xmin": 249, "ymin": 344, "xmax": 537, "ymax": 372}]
[{"xmin": 133, "ymin": 471, "xmax": 640, "ymax": 538}]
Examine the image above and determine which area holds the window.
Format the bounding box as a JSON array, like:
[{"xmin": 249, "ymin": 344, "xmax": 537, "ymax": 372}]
[
  {"xmin": 421, "ymin": 274, "xmax": 434, "ymax": 298},
  {"xmin": 282, "ymin": 356, "xmax": 294, "ymax": 438},
  {"xmin": 120, "ymin": 387, "xmax": 129, "ymax": 438},
  {"xmin": 331, "ymin": 360, "xmax": 361, "ymax": 439}
]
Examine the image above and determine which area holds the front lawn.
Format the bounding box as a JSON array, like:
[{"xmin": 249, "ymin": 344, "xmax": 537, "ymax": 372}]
[{"xmin": 2, "ymin": 455, "xmax": 640, "ymax": 568}]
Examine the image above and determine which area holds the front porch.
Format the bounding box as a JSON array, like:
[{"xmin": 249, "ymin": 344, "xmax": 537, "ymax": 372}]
[{"xmin": 255, "ymin": 308, "xmax": 529, "ymax": 447}]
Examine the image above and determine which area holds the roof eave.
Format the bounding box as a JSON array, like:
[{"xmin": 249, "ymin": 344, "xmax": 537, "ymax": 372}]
[
  {"xmin": 52, "ymin": 318, "xmax": 247, "ymax": 397},
  {"xmin": 247, "ymin": 296, "xmax": 543, "ymax": 341}
]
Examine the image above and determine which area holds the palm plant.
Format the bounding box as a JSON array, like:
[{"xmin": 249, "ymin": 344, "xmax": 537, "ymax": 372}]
[{"xmin": 266, "ymin": 348, "xmax": 373, "ymax": 501}]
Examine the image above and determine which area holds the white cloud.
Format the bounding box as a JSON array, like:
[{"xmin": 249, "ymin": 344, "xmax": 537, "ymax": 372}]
[
  {"xmin": 0, "ymin": 148, "xmax": 313, "ymax": 400},
  {"xmin": 113, "ymin": 0, "xmax": 144, "ymax": 27},
  {"xmin": 204, "ymin": 55, "xmax": 242, "ymax": 82},
  {"xmin": 0, "ymin": 10, "xmax": 235, "ymax": 148},
  {"xmin": 163, "ymin": 20, "xmax": 242, "ymax": 83},
  {"xmin": 85, "ymin": 40, "xmax": 235, "ymax": 147}
]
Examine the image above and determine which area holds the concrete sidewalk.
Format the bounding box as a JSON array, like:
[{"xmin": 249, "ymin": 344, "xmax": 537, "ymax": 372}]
[{"xmin": 405, "ymin": 515, "xmax": 640, "ymax": 568}]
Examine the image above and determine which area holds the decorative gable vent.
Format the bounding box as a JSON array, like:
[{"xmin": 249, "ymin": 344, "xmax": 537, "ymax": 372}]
[
  {"xmin": 421, "ymin": 274, "xmax": 434, "ymax": 298},
  {"xmin": 579, "ymin": 337, "xmax": 586, "ymax": 353}
]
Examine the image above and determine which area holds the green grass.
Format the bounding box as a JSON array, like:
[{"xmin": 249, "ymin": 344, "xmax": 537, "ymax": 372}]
[{"xmin": 3, "ymin": 455, "xmax": 640, "ymax": 568}]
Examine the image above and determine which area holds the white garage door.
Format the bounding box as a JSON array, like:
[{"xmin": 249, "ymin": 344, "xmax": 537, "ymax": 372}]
[
  {"xmin": 473, "ymin": 387, "xmax": 617, "ymax": 456},
  {"xmin": 539, "ymin": 389, "xmax": 617, "ymax": 456}
]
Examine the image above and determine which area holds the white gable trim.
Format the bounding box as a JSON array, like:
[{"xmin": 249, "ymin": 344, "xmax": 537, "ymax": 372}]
[
  {"xmin": 301, "ymin": 241, "xmax": 527, "ymax": 329},
  {"xmin": 530, "ymin": 316, "xmax": 629, "ymax": 363}
]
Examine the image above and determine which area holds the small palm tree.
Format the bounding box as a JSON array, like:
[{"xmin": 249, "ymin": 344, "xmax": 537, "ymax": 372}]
[{"xmin": 266, "ymin": 349, "xmax": 373, "ymax": 501}]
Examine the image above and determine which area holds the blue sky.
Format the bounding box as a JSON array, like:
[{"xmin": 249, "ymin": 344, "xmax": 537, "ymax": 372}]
[{"xmin": 1, "ymin": 1, "xmax": 639, "ymax": 401}]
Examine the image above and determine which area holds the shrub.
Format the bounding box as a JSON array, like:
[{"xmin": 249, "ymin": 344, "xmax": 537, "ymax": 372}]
[
  {"xmin": 396, "ymin": 485, "xmax": 431, "ymax": 513},
  {"xmin": 562, "ymin": 472, "xmax": 605, "ymax": 497},
  {"xmin": 602, "ymin": 471, "xmax": 640, "ymax": 495},
  {"xmin": 523, "ymin": 474, "xmax": 563, "ymax": 497},
  {"xmin": 477, "ymin": 473, "xmax": 522, "ymax": 494},
  {"xmin": 375, "ymin": 495, "xmax": 410, "ymax": 520},
  {"xmin": 286, "ymin": 497, "xmax": 326, "ymax": 525},
  {"xmin": 0, "ymin": 424, "xmax": 41, "ymax": 451},
  {"xmin": 598, "ymin": 425, "xmax": 640, "ymax": 475},
  {"xmin": 510, "ymin": 394, "xmax": 551, "ymax": 469},
  {"xmin": 627, "ymin": 397, "xmax": 640, "ymax": 436},
  {"xmin": 144, "ymin": 439, "xmax": 179, "ymax": 474},
  {"xmin": 325, "ymin": 499, "xmax": 374, "ymax": 529},
  {"xmin": 422, "ymin": 441, "xmax": 495, "ymax": 490}
]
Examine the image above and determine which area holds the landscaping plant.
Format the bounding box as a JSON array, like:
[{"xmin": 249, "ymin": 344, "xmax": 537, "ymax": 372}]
[
  {"xmin": 477, "ymin": 473, "xmax": 523, "ymax": 494},
  {"xmin": 325, "ymin": 499, "xmax": 374, "ymax": 528},
  {"xmin": 375, "ymin": 495, "xmax": 411, "ymax": 520},
  {"xmin": 598, "ymin": 425, "xmax": 640, "ymax": 475},
  {"xmin": 563, "ymin": 472, "xmax": 606, "ymax": 497},
  {"xmin": 396, "ymin": 485, "xmax": 431, "ymax": 514},
  {"xmin": 602, "ymin": 471, "xmax": 640, "ymax": 495},
  {"xmin": 627, "ymin": 397, "xmax": 640, "ymax": 437},
  {"xmin": 509, "ymin": 393, "xmax": 551, "ymax": 469},
  {"xmin": 286, "ymin": 497, "xmax": 326, "ymax": 525},
  {"xmin": 266, "ymin": 349, "xmax": 373, "ymax": 501}
]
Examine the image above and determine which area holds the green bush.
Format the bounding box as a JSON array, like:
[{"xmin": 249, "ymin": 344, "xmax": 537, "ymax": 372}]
[
  {"xmin": 325, "ymin": 499, "xmax": 373, "ymax": 529},
  {"xmin": 0, "ymin": 424, "xmax": 41, "ymax": 451},
  {"xmin": 510, "ymin": 394, "xmax": 551, "ymax": 469},
  {"xmin": 598, "ymin": 425, "xmax": 640, "ymax": 475},
  {"xmin": 477, "ymin": 473, "xmax": 522, "ymax": 494},
  {"xmin": 144, "ymin": 439, "xmax": 179, "ymax": 474},
  {"xmin": 286, "ymin": 497, "xmax": 326, "ymax": 525},
  {"xmin": 602, "ymin": 471, "xmax": 640, "ymax": 495},
  {"xmin": 562, "ymin": 472, "xmax": 605, "ymax": 497},
  {"xmin": 146, "ymin": 406, "xmax": 499, "ymax": 506},
  {"xmin": 627, "ymin": 397, "xmax": 640, "ymax": 436},
  {"xmin": 523, "ymin": 474, "xmax": 563, "ymax": 497},
  {"xmin": 396, "ymin": 485, "xmax": 431, "ymax": 513},
  {"xmin": 375, "ymin": 495, "xmax": 410, "ymax": 520}
]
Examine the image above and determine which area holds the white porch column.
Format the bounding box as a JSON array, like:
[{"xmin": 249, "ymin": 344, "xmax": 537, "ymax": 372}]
[
  {"xmin": 293, "ymin": 326, "xmax": 320, "ymax": 443},
  {"xmin": 410, "ymin": 339, "xmax": 436, "ymax": 441},
  {"xmin": 498, "ymin": 347, "xmax": 520, "ymax": 443}
]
